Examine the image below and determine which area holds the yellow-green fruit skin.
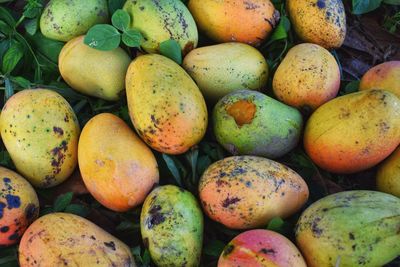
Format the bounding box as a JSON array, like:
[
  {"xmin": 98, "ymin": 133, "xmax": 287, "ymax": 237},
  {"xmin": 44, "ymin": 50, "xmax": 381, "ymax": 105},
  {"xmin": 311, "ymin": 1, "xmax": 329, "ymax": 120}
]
[
  {"xmin": 377, "ymin": 147, "xmax": 400, "ymax": 197},
  {"xmin": 304, "ymin": 90, "xmax": 400, "ymax": 174},
  {"xmin": 78, "ymin": 113, "xmax": 159, "ymax": 212},
  {"xmin": 40, "ymin": 0, "xmax": 109, "ymax": 42},
  {"xmin": 182, "ymin": 43, "xmax": 268, "ymax": 102},
  {"xmin": 287, "ymin": 0, "xmax": 346, "ymax": 49},
  {"xmin": 19, "ymin": 213, "xmax": 135, "ymax": 267},
  {"xmin": 126, "ymin": 54, "xmax": 208, "ymax": 155},
  {"xmin": 59, "ymin": 36, "xmax": 131, "ymax": 101},
  {"xmin": 296, "ymin": 190, "xmax": 400, "ymax": 267},
  {"xmin": 141, "ymin": 185, "xmax": 203, "ymax": 267},
  {"xmin": 123, "ymin": 0, "xmax": 198, "ymax": 54},
  {"xmin": 0, "ymin": 89, "xmax": 80, "ymax": 188}
]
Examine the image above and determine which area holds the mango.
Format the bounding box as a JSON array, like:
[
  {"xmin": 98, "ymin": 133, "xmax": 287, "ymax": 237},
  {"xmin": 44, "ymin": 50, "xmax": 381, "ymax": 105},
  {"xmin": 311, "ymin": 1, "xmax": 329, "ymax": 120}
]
[
  {"xmin": 126, "ymin": 54, "xmax": 207, "ymax": 155},
  {"xmin": 377, "ymin": 147, "xmax": 400, "ymax": 197},
  {"xmin": 141, "ymin": 185, "xmax": 203, "ymax": 267},
  {"xmin": 0, "ymin": 167, "xmax": 39, "ymax": 246},
  {"xmin": 123, "ymin": 0, "xmax": 198, "ymax": 54},
  {"xmin": 188, "ymin": 0, "xmax": 279, "ymax": 46},
  {"xmin": 0, "ymin": 89, "xmax": 80, "ymax": 188},
  {"xmin": 59, "ymin": 36, "xmax": 131, "ymax": 101},
  {"xmin": 183, "ymin": 43, "xmax": 268, "ymax": 102},
  {"xmin": 287, "ymin": 0, "xmax": 346, "ymax": 49},
  {"xmin": 360, "ymin": 61, "xmax": 400, "ymax": 98},
  {"xmin": 19, "ymin": 212, "xmax": 135, "ymax": 266},
  {"xmin": 199, "ymin": 156, "xmax": 309, "ymax": 229},
  {"xmin": 40, "ymin": 0, "xmax": 109, "ymax": 42},
  {"xmin": 213, "ymin": 90, "xmax": 303, "ymax": 159},
  {"xmin": 304, "ymin": 90, "xmax": 400, "ymax": 174},
  {"xmin": 218, "ymin": 229, "xmax": 307, "ymax": 267},
  {"xmin": 296, "ymin": 190, "xmax": 400, "ymax": 267},
  {"xmin": 273, "ymin": 43, "xmax": 340, "ymax": 111}
]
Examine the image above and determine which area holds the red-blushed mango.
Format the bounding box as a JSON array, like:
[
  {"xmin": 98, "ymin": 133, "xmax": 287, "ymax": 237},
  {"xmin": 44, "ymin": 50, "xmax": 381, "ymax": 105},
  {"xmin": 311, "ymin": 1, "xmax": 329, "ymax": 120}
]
[
  {"xmin": 78, "ymin": 113, "xmax": 159, "ymax": 212},
  {"xmin": 304, "ymin": 90, "xmax": 400, "ymax": 174},
  {"xmin": 19, "ymin": 213, "xmax": 135, "ymax": 266},
  {"xmin": 199, "ymin": 156, "xmax": 309, "ymax": 229},
  {"xmin": 377, "ymin": 147, "xmax": 400, "ymax": 197},
  {"xmin": 126, "ymin": 54, "xmax": 208, "ymax": 155},
  {"xmin": 188, "ymin": 0, "xmax": 279, "ymax": 46},
  {"xmin": 0, "ymin": 167, "xmax": 39, "ymax": 246},
  {"xmin": 273, "ymin": 43, "xmax": 340, "ymax": 111},
  {"xmin": 218, "ymin": 229, "xmax": 307, "ymax": 267},
  {"xmin": 360, "ymin": 61, "xmax": 400, "ymax": 98},
  {"xmin": 287, "ymin": 0, "xmax": 346, "ymax": 49}
]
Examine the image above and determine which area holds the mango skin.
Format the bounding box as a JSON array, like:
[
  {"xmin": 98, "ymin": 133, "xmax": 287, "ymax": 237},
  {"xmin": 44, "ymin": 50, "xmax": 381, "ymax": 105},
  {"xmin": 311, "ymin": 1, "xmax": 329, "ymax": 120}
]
[
  {"xmin": 78, "ymin": 113, "xmax": 159, "ymax": 212},
  {"xmin": 183, "ymin": 43, "xmax": 269, "ymax": 102},
  {"xmin": 123, "ymin": 0, "xmax": 198, "ymax": 54},
  {"xmin": 59, "ymin": 36, "xmax": 131, "ymax": 101},
  {"xmin": 199, "ymin": 156, "xmax": 309, "ymax": 229},
  {"xmin": 377, "ymin": 147, "xmax": 400, "ymax": 197},
  {"xmin": 213, "ymin": 90, "xmax": 303, "ymax": 159},
  {"xmin": 287, "ymin": 0, "xmax": 346, "ymax": 49},
  {"xmin": 295, "ymin": 190, "xmax": 400, "ymax": 267},
  {"xmin": 304, "ymin": 90, "xmax": 400, "ymax": 174},
  {"xmin": 19, "ymin": 212, "xmax": 135, "ymax": 267},
  {"xmin": 141, "ymin": 185, "xmax": 203, "ymax": 267},
  {"xmin": 0, "ymin": 89, "xmax": 80, "ymax": 188},
  {"xmin": 40, "ymin": 0, "xmax": 109, "ymax": 42},
  {"xmin": 360, "ymin": 61, "xmax": 400, "ymax": 98},
  {"xmin": 218, "ymin": 229, "xmax": 307, "ymax": 267},
  {"xmin": 273, "ymin": 43, "xmax": 340, "ymax": 110},
  {"xmin": 188, "ymin": 0, "xmax": 279, "ymax": 46},
  {"xmin": 0, "ymin": 167, "xmax": 39, "ymax": 246},
  {"xmin": 126, "ymin": 54, "xmax": 208, "ymax": 155}
]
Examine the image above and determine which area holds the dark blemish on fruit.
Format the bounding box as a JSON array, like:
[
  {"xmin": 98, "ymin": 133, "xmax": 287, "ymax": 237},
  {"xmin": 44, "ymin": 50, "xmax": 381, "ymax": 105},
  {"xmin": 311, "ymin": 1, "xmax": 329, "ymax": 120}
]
[
  {"xmin": 265, "ymin": 10, "xmax": 280, "ymax": 29},
  {"xmin": 64, "ymin": 115, "xmax": 69, "ymax": 122},
  {"xmin": 0, "ymin": 226, "xmax": 9, "ymax": 233},
  {"xmin": 147, "ymin": 205, "xmax": 166, "ymax": 229},
  {"xmin": 223, "ymin": 244, "xmax": 235, "ymax": 257},
  {"xmin": 50, "ymin": 140, "xmax": 68, "ymax": 174},
  {"xmin": 317, "ymin": 0, "xmax": 326, "ymax": 9},
  {"xmin": 139, "ymin": 6, "xmax": 145, "ymax": 10},
  {"xmin": 260, "ymin": 248, "xmax": 276, "ymax": 255},
  {"xmin": 245, "ymin": 181, "xmax": 252, "ymax": 187},
  {"xmin": 244, "ymin": 1, "xmax": 260, "ymax": 10},
  {"xmin": 216, "ymin": 179, "xmax": 229, "ymax": 187},
  {"xmin": 6, "ymin": 194, "xmax": 21, "ymax": 209},
  {"xmin": 53, "ymin": 127, "xmax": 64, "ymax": 136},
  {"xmin": 3, "ymin": 177, "xmax": 11, "ymax": 183},
  {"xmin": 90, "ymin": 235, "xmax": 96, "ymax": 240},
  {"xmin": 352, "ymin": 244, "xmax": 357, "ymax": 251},
  {"xmin": 222, "ymin": 196, "xmax": 241, "ymax": 208},
  {"xmin": 183, "ymin": 42, "xmax": 194, "ymax": 55},
  {"xmin": 349, "ymin": 232, "xmax": 355, "ymax": 240},
  {"xmin": 25, "ymin": 203, "xmax": 37, "ymax": 221},
  {"xmin": 104, "ymin": 241, "xmax": 116, "ymax": 251},
  {"xmin": 8, "ymin": 232, "xmax": 19, "ymax": 240},
  {"xmin": 311, "ymin": 217, "xmax": 323, "ymax": 236}
]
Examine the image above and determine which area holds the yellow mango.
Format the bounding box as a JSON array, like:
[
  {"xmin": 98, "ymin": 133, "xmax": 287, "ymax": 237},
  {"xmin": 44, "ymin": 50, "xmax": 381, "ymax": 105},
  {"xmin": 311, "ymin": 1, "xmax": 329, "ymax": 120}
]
[{"xmin": 377, "ymin": 147, "xmax": 400, "ymax": 197}]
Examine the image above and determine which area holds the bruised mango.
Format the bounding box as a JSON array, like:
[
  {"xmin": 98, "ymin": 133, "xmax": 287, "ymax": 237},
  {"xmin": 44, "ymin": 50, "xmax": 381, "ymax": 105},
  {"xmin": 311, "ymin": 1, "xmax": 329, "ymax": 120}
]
[
  {"xmin": 183, "ymin": 43, "xmax": 268, "ymax": 102},
  {"xmin": 377, "ymin": 147, "xmax": 400, "ymax": 197},
  {"xmin": 19, "ymin": 212, "xmax": 135, "ymax": 266},
  {"xmin": 141, "ymin": 185, "xmax": 203, "ymax": 267},
  {"xmin": 213, "ymin": 90, "xmax": 303, "ymax": 159},
  {"xmin": 78, "ymin": 113, "xmax": 159, "ymax": 212},
  {"xmin": 287, "ymin": 0, "xmax": 346, "ymax": 49},
  {"xmin": 304, "ymin": 90, "xmax": 400, "ymax": 174},
  {"xmin": 0, "ymin": 167, "xmax": 39, "ymax": 246},
  {"xmin": 59, "ymin": 36, "xmax": 131, "ymax": 101},
  {"xmin": 273, "ymin": 43, "xmax": 340, "ymax": 111},
  {"xmin": 218, "ymin": 229, "xmax": 307, "ymax": 267},
  {"xmin": 296, "ymin": 190, "xmax": 400, "ymax": 267},
  {"xmin": 126, "ymin": 54, "xmax": 207, "ymax": 155},
  {"xmin": 0, "ymin": 89, "xmax": 80, "ymax": 188},
  {"xmin": 199, "ymin": 156, "xmax": 309, "ymax": 229},
  {"xmin": 188, "ymin": 0, "xmax": 279, "ymax": 46}
]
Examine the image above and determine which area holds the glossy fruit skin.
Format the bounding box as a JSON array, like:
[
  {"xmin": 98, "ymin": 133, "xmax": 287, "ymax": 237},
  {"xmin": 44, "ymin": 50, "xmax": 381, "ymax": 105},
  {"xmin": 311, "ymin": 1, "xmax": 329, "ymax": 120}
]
[
  {"xmin": 0, "ymin": 167, "xmax": 39, "ymax": 246},
  {"xmin": 213, "ymin": 90, "xmax": 303, "ymax": 159},
  {"xmin": 188, "ymin": 0, "xmax": 279, "ymax": 46},
  {"xmin": 19, "ymin": 212, "xmax": 135, "ymax": 267},
  {"xmin": 0, "ymin": 89, "xmax": 80, "ymax": 188},
  {"xmin": 123, "ymin": 0, "xmax": 198, "ymax": 54},
  {"xmin": 273, "ymin": 43, "xmax": 340, "ymax": 110},
  {"xmin": 126, "ymin": 54, "xmax": 208, "ymax": 155},
  {"xmin": 296, "ymin": 190, "xmax": 400, "ymax": 267},
  {"xmin": 218, "ymin": 229, "xmax": 307, "ymax": 267},
  {"xmin": 360, "ymin": 61, "xmax": 400, "ymax": 98},
  {"xmin": 141, "ymin": 185, "xmax": 203, "ymax": 267},
  {"xmin": 78, "ymin": 113, "xmax": 159, "ymax": 212},
  {"xmin": 199, "ymin": 156, "xmax": 309, "ymax": 229},
  {"xmin": 40, "ymin": 0, "xmax": 109, "ymax": 42},
  {"xmin": 304, "ymin": 90, "xmax": 400, "ymax": 174},
  {"xmin": 377, "ymin": 147, "xmax": 400, "ymax": 197},
  {"xmin": 287, "ymin": 0, "xmax": 346, "ymax": 49},
  {"xmin": 59, "ymin": 36, "xmax": 131, "ymax": 101},
  {"xmin": 183, "ymin": 43, "xmax": 268, "ymax": 102}
]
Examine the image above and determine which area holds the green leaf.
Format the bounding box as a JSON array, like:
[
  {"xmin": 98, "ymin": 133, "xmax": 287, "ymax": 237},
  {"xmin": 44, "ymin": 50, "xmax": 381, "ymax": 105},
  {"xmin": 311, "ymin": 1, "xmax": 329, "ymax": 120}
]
[
  {"xmin": 28, "ymin": 32, "xmax": 64, "ymax": 63},
  {"xmin": 111, "ymin": 9, "xmax": 130, "ymax": 31},
  {"xmin": 142, "ymin": 249, "xmax": 151, "ymax": 265},
  {"xmin": 383, "ymin": 0, "xmax": 400, "ymax": 4},
  {"xmin": 159, "ymin": 39, "xmax": 182, "ymax": 65},
  {"xmin": 0, "ymin": 7, "xmax": 16, "ymax": 27},
  {"xmin": 2, "ymin": 41, "xmax": 23, "ymax": 74},
  {"xmin": 64, "ymin": 204, "xmax": 89, "ymax": 217},
  {"xmin": 24, "ymin": 18, "xmax": 39, "ymax": 35},
  {"xmin": 53, "ymin": 192, "xmax": 74, "ymax": 212},
  {"xmin": 162, "ymin": 154, "xmax": 183, "ymax": 186},
  {"xmin": 266, "ymin": 217, "xmax": 285, "ymax": 232},
  {"xmin": 23, "ymin": 0, "xmax": 44, "ymax": 18},
  {"xmin": 108, "ymin": 0, "xmax": 126, "ymax": 14},
  {"xmin": 185, "ymin": 148, "xmax": 199, "ymax": 184},
  {"xmin": 352, "ymin": 0, "xmax": 382, "ymax": 14},
  {"xmin": 4, "ymin": 78, "xmax": 14, "ymax": 100},
  {"xmin": 343, "ymin": 80, "xmax": 360, "ymax": 95},
  {"xmin": 203, "ymin": 240, "xmax": 226, "ymax": 257},
  {"xmin": 0, "ymin": 20, "xmax": 12, "ymax": 35},
  {"xmin": 11, "ymin": 76, "xmax": 31, "ymax": 88},
  {"xmin": 84, "ymin": 24, "xmax": 121, "ymax": 51},
  {"xmin": 122, "ymin": 29, "xmax": 142, "ymax": 47},
  {"xmin": 270, "ymin": 16, "xmax": 290, "ymax": 41},
  {"xmin": 197, "ymin": 155, "xmax": 212, "ymax": 177}
]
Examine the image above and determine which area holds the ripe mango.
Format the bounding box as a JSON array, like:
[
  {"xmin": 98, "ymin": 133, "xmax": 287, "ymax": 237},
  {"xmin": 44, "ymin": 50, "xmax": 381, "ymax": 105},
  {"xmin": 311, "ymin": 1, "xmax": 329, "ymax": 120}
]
[{"xmin": 377, "ymin": 147, "xmax": 400, "ymax": 197}]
